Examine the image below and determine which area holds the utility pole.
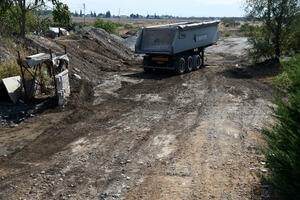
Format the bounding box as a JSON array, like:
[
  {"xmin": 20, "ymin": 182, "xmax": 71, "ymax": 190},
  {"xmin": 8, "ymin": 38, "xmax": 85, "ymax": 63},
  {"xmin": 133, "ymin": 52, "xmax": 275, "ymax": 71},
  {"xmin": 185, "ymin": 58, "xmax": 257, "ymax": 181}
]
[{"xmin": 83, "ymin": 3, "xmax": 86, "ymax": 25}]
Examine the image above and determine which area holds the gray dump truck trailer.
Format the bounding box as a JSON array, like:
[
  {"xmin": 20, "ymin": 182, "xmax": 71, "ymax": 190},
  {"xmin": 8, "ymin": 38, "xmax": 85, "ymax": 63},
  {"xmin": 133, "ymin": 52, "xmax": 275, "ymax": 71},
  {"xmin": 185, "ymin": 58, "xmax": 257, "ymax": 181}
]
[{"xmin": 135, "ymin": 21, "xmax": 219, "ymax": 74}]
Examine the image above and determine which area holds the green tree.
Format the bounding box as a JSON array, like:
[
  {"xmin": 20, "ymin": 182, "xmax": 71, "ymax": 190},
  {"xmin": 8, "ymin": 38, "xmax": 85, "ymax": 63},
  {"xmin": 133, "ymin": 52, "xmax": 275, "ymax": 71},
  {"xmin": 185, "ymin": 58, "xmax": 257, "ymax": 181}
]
[
  {"xmin": 245, "ymin": 0, "xmax": 299, "ymax": 61},
  {"xmin": 263, "ymin": 55, "xmax": 300, "ymax": 199},
  {"xmin": 293, "ymin": 14, "xmax": 300, "ymax": 52},
  {"xmin": 3, "ymin": 0, "xmax": 54, "ymax": 38},
  {"xmin": 52, "ymin": 1, "xmax": 71, "ymax": 26},
  {"xmin": 105, "ymin": 11, "xmax": 111, "ymax": 18}
]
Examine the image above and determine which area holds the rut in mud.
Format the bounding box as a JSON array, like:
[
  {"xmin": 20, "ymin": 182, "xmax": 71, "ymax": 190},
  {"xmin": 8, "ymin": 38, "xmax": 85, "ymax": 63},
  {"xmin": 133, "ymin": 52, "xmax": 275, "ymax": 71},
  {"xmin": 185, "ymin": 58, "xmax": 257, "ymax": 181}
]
[{"xmin": 0, "ymin": 38, "xmax": 274, "ymax": 200}]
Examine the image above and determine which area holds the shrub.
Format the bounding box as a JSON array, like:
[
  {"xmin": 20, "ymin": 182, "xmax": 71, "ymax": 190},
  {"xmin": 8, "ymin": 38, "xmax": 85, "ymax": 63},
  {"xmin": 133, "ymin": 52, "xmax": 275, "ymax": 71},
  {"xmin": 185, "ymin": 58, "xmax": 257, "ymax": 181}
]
[
  {"xmin": 224, "ymin": 31, "xmax": 232, "ymax": 37},
  {"xmin": 238, "ymin": 23, "xmax": 257, "ymax": 37},
  {"xmin": 124, "ymin": 23, "xmax": 134, "ymax": 29},
  {"xmin": 93, "ymin": 18, "xmax": 117, "ymax": 34},
  {"xmin": 0, "ymin": 61, "xmax": 21, "ymax": 80},
  {"xmin": 262, "ymin": 54, "xmax": 300, "ymax": 199},
  {"xmin": 247, "ymin": 25, "xmax": 277, "ymax": 62},
  {"xmin": 222, "ymin": 17, "xmax": 235, "ymax": 25}
]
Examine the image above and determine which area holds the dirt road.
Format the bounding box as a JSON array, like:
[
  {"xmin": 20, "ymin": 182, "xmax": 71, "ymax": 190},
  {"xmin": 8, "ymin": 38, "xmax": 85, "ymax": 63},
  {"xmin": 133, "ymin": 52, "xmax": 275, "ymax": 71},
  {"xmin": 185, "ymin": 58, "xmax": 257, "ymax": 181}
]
[{"xmin": 0, "ymin": 38, "xmax": 274, "ymax": 199}]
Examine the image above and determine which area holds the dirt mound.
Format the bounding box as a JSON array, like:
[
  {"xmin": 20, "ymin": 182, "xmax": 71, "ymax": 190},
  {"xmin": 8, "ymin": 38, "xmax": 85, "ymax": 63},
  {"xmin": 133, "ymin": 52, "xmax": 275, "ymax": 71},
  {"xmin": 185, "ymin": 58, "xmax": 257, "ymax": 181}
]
[
  {"xmin": 76, "ymin": 27, "xmax": 134, "ymax": 61},
  {"xmin": 26, "ymin": 27, "xmax": 136, "ymax": 84}
]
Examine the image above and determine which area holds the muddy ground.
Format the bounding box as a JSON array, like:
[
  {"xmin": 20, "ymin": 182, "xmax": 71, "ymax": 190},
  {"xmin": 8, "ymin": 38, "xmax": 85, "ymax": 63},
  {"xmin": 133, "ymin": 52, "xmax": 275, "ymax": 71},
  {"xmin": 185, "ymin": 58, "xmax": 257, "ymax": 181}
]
[{"xmin": 0, "ymin": 37, "xmax": 275, "ymax": 200}]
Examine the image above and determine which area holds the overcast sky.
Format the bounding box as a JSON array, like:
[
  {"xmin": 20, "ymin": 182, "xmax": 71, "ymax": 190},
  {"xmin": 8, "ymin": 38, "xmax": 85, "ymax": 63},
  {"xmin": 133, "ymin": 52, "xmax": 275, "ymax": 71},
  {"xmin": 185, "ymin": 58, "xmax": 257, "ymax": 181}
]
[{"xmin": 57, "ymin": 0, "xmax": 245, "ymax": 17}]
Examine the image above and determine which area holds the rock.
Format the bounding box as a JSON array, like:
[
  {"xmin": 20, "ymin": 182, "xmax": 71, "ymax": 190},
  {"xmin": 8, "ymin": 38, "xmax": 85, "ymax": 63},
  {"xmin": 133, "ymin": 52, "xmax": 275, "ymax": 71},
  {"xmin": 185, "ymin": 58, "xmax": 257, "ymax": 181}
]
[
  {"xmin": 40, "ymin": 171, "xmax": 45, "ymax": 174},
  {"xmin": 112, "ymin": 194, "xmax": 120, "ymax": 198},
  {"xmin": 58, "ymin": 178, "xmax": 63, "ymax": 182},
  {"xmin": 72, "ymin": 73, "xmax": 82, "ymax": 80},
  {"xmin": 10, "ymin": 123, "xmax": 18, "ymax": 128},
  {"xmin": 137, "ymin": 161, "xmax": 144, "ymax": 165},
  {"xmin": 261, "ymin": 169, "xmax": 268, "ymax": 173}
]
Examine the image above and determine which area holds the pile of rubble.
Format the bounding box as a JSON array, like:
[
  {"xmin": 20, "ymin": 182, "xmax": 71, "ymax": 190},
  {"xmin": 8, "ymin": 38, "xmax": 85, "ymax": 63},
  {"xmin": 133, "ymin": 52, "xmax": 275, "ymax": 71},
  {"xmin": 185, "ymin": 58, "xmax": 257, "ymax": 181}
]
[{"xmin": 26, "ymin": 27, "xmax": 137, "ymax": 84}]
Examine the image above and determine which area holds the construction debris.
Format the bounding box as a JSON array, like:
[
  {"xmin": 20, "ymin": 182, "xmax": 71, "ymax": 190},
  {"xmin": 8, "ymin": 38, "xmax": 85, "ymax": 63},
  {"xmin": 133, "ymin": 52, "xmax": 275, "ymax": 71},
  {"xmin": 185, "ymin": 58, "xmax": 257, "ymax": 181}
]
[
  {"xmin": 55, "ymin": 69, "xmax": 70, "ymax": 106},
  {"xmin": 0, "ymin": 76, "xmax": 22, "ymax": 104},
  {"xmin": 18, "ymin": 50, "xmax": 70, "ymax": 104}
]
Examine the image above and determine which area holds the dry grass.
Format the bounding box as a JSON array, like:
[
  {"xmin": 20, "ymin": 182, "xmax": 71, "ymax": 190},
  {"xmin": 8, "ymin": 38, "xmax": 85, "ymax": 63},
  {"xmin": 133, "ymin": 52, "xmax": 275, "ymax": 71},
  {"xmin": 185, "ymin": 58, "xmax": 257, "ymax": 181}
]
[
  {"xmin": 0, "ymin": 37, "xmax": 28, "ymax": 80},
  {"xmin": 0, "ymin": 61, "xmax": 21, "ymax": 80}
]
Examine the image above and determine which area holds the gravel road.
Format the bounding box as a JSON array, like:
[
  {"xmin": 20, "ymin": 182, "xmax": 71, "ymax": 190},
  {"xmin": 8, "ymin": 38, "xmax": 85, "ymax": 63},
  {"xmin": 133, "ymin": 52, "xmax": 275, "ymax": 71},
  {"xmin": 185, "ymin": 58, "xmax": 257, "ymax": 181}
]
[{"xmin": 0, "ymin": 37, "xmax": 274, "ymax": 200}]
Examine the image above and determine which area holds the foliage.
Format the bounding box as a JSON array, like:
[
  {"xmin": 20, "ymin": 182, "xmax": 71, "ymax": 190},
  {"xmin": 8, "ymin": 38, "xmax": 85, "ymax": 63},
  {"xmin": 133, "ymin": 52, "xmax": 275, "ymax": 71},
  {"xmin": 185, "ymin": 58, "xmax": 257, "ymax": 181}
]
[
  {"xmin": 0, "ymin": 3, "xmax": 11, "ymax": 35},
  {"xmin": 52, "ymin": 1, "xmax": 71, "ymax": 26},
  {"xmin": 124, "ymin": 23, "xmax": 134, "ymax": 29},
  {"xmin": 0, "ymin": 61, "xmax": 21, "ymax": 80},
  {"xmin": 0, "ymin": 5, "xmax": 43, "ymax": 35},
  {"xmin": 273, "ymin": 71, "xmax": 292, "ymax": 90},
  {"xmin": 37, "ymin": 16, "xmax": 52, "ymax": 33},
  {"xmin": 2, "ymin": 0, "xmax": 55, "ymax": 38},
  {"xmin": 222, "ymin": 17, "xmax": 235, "ymax": 24},
  {"xmin": 292, "ymin": 14, "xmax": 300, "ymax": 52},
  {"xmin": 244, "ymin": 0, "xmax": 299, "ymax": 61},
  {"xmin": 105, "ymin": 11, "xmax": 111, "ymax": 18},
  {"xmin": 238, "ymin": 23, "xmax": 258, "ymax": 36},
  {"xmin": 263, "ymin": 54, "xmax": 300, "ymax": 199},
  {"xmin": 247, "ymin": 25, "xmax": 277, "ymax": 61},
  {"xmin": 224, "ymin": 31, "xmax": 232, "ymax": 37},
  {"xmin": 93, "ymin": 18, "xmax": 117, "ymax": 34}
]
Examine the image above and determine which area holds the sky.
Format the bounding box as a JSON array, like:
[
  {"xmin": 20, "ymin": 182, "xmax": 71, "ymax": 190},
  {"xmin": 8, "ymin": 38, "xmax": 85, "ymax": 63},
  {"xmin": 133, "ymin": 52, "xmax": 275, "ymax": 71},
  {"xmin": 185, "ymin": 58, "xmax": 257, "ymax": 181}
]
[{"xmin": 57, "ymin": 0, "xmax": 245, "ymax": 17}]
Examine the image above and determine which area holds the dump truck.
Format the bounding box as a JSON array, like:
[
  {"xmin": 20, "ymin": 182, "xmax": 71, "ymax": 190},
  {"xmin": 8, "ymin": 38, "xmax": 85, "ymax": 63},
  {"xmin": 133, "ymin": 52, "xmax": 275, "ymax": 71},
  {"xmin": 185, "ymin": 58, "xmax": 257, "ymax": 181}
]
[{"xmin": 135, "ymin": 21, "xmax": 220, "ymax": 74}]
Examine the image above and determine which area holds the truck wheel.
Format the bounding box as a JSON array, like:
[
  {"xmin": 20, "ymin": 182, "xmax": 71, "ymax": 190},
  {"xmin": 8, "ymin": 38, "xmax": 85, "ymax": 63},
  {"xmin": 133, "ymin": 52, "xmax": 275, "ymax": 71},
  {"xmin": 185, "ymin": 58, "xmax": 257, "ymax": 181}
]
[
  {"xmin": 176, "ymin": 57, "xmax": 186, "ymax": 74},
  {"xmin": 187, "ymin": 56, "xmax": 193, "ymax": 72},
  {"xmin": 193, "ymin": 55, "xmax": 201, "ymax": 70}
]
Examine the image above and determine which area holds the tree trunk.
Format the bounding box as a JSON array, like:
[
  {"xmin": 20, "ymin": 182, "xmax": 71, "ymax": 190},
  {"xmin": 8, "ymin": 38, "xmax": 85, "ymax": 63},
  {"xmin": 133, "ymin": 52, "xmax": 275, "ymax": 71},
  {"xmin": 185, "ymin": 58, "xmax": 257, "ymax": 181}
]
[
  {"xmin": 275, "ymin": 17, "xmax": 282, "ymax": 60},
  {"xmin": 20, "ymin": 10, "xmax": 26, "ymax": 38},
  {"xmin": 19, "ymin": 0, "xmax": 26, "ymax": 39}
]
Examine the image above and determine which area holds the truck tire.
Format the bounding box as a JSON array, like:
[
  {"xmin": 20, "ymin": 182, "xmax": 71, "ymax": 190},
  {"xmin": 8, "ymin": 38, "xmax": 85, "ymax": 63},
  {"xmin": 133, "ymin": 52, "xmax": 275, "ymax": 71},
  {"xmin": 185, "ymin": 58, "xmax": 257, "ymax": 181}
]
[
  {"xmin": 187, "ymin": 56, "xmax": 193, "ymax": 72},
  {"xmin": 176, "ymin": 57, "xmax": 186, "ymax": 74},
  {"xmin": 193, "ymin": 55, "xmax": 201, "ymax": 70}
]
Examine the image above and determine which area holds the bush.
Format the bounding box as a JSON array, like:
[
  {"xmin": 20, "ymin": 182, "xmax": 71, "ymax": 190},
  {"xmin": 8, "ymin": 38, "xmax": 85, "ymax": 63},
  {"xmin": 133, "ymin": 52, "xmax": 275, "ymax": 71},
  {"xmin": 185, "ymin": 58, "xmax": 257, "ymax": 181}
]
[
  {"xmin": 93, "ymin": 18, "xmax": 117, "ymax": 34},
  {"xmin": 238, "ymin": 24, "xmax": 257, "ymax": 37},
  {"xmin": 0, "ymin": 61, "xmax": 21, "ymax": 80},
  {"xmin": 247, "ymin": 25, "xmax": 277, "ymax": 62},
  {"xmin": 124, "ymin": 23, "xmax": 134, "ymax": 29},
  {"xmin": 224, "ymin": 31, "xmax": 232, "ymax": 37},
  {"xmin": 222, "ymin": 17, "xmax": 235, "ymax": 24},
  {"xmin": 262, "ymin": 54, "xmax": 300, "ymax": 199}
]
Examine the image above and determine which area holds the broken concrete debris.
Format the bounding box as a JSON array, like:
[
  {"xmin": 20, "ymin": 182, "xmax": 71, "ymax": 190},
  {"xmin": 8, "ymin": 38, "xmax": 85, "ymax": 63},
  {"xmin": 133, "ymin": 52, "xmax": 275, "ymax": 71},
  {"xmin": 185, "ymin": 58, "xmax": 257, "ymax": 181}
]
[
  {"xmin": 261, "ymin": 169, "xmax": 268, "ymax": 173},
  {"xmin": 0, "ymin": 76, "xmax": 22, "ymax": 104},
  {"xmin": 55, "ymin": 70, "xmax": 70, "ymax": 106}
]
